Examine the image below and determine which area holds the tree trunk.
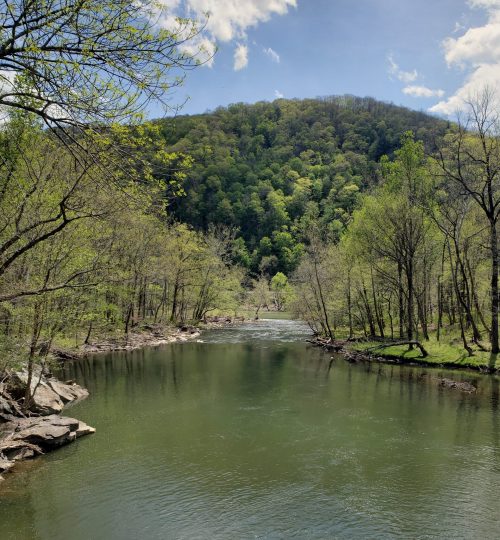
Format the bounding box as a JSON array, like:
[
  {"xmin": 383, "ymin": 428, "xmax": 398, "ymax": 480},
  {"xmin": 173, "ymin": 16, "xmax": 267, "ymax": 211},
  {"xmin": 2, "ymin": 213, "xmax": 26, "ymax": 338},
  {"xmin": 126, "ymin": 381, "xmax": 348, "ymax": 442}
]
[
  {"xmin": 170, "ymin": 277, "xmax": 180, "ymax": 322},
  {"xmin": 313, "ymin": 257, "xmax": 334, "ymax": 340},
  {"xmin": 84, "ymin": 322, "xmax": 93, "ymax": 345},
  {"xmin": 406, "ymin": 262, "xmax": 414, "ymax": 347},
  {"xmin": 437, "ymin": 276, "xmax": 443, "ymax": 342},
  {"xmin": 24, "ymin": 303, "xmax": 42, "ymax": 412},
  {"xmin": 491, "ymin": 220, "xmax": 499, "ymax": 353},
  {"xmin": 371, "ymin": 267, "xmax": 384, "ymax": 338},
  {"xmin": 398, "ymin": 262, "xmax": 404, "ymax": 339},
  {"xmin": 347, "ymin": 272, "xmax": 353, "ymax": 339}
]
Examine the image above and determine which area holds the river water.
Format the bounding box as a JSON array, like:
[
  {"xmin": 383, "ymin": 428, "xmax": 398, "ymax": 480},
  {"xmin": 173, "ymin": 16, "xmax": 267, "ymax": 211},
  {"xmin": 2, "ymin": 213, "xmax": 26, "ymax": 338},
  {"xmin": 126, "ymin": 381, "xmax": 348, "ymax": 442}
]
[{"xmin": 2, "ymin": 320, "xmax": 500, "ymax": 539}]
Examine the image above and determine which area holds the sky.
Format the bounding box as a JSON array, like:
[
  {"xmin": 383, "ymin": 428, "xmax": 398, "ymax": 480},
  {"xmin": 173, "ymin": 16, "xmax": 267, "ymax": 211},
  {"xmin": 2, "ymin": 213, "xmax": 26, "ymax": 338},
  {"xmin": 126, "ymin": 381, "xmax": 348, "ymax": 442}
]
[{"xmin": 155, "ymin": 0, "xmax": 500, "ymax": 119}]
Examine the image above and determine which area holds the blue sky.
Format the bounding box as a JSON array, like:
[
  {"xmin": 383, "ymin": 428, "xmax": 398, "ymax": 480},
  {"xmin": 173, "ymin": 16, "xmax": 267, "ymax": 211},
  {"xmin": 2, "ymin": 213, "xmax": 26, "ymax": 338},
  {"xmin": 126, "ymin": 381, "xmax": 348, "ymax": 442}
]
[{"xmin": 157, "ymin": 0, "xmax": 499, "ymax": 118}]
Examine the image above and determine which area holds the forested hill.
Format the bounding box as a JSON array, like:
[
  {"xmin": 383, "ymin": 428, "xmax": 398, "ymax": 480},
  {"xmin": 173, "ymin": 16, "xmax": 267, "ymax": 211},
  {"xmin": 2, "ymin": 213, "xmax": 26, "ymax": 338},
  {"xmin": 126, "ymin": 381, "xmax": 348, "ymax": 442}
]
[{"xmin": 157, "ymin": 95, "xmax": 450, "ymax": 275}]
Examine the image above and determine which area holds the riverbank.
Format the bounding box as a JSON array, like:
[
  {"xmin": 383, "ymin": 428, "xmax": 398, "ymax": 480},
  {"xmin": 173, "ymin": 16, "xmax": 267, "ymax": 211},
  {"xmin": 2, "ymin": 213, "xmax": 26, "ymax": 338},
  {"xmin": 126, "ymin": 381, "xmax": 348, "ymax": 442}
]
[
  {"xmin": 310, "ymin": 336, "xmax": 500, "ymax": 374},
  {"xmin": 51, "ymin": 324, "xmax": 203, "ymax": 360},
  {"xmin": 50, "ymin": 317, "xmax": 252, "ymax": 360},
  {"xmin": 0, "ymin": 318, "xmax": 246, "ymax": 483}
]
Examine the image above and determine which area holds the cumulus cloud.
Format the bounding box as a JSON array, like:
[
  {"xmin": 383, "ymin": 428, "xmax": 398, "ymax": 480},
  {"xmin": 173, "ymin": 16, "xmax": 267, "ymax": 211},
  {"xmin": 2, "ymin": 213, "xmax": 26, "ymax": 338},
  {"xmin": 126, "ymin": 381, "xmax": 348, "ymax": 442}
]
[
  {"xmin": 160, "ymin": 1, "xmax": 295, "ymax": 71},
  {"xmin": 469, "ymin": 0, "xmax": 500, "ymax": 8},
  {"xmin": 403, "ymin": 85, "xmax": 445, "ymax": 98},
  {"xmin": 184, "ymin": 0, "xmax": 296, "ymax": 42},
  {"xmin": 387, "ymin": 55, "xmax": 418, "ymax": 83},
  {"xmin": 0, "ymin": 70, "xmax": 17, "ymax": 124},
  {"xmin": 234, "ymin": 44, "xmax": 248, "ymax": 70},
  {"xmin": 430, "ymin": 0, "xmax": 500, "ymax": 114},
  {"xmin": 264, "ymin": 47, "xmax": 280, "ymax": 63},
  {"xmin": 275, "ymin": 89, "xmax": 284, "ymax": 98}
]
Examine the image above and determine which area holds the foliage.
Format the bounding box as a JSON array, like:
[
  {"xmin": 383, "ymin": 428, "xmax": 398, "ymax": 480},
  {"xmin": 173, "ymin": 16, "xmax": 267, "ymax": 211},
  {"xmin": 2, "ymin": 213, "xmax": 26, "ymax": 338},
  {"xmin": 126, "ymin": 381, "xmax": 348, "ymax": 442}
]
[
  {"xmin": 158, "ymin": 96, "xmax": 449, "ymax": 275},
  {"xmin": 0, "ymin": 114, "xmax": 243, "ymax": 379}
]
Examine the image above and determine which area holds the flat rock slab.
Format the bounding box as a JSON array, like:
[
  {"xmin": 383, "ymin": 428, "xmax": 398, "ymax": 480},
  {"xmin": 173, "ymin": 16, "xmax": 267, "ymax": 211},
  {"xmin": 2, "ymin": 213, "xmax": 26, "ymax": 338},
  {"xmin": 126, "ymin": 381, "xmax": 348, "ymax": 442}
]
[
  {"xmin": 46, "ymin": 379, "xmax": 89, "ymax": 403},
  {"xmin": 0, "ymin": 415, "xmax": 95, "ymax": 474},
  {"xmin": 7, "ymin": 415, "xmax": 95, "ymax": 449}
]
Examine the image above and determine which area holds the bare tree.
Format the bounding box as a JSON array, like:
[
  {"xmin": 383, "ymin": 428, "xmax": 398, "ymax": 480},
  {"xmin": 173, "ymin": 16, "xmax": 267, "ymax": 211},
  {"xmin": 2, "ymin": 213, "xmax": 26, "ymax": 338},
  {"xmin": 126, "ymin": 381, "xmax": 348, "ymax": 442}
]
[{"xmin": 437, "ymin": 88, "xmax": 500, "ymax": 353}]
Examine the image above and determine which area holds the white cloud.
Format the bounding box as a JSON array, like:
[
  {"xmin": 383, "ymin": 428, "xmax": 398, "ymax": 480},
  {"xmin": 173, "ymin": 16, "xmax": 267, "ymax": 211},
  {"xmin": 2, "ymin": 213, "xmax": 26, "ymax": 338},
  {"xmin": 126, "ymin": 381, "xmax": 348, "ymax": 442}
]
[
  {"xmin": 431, "ymin": 0, "xmax": 500, "ymax": 114},
  {"xmin": 164, "ymin": 0, "xmax": 296, "ymax": 42},
  {"xmin": 181, "ymin": 36, "xmax": 217, "ymax": 67},
  {"xmin": 468, "ymin": 0, "xmax": 500, "ymax": 8},
  {"xmin": 184, "ymin": 0, "xmax": 296, "ymax": 42},
  {"xmin": 159, "ymin": 1, "xmax": 295, "ymax": 70},
  {"xmin": 430, "ymin": 64, "xmax": 500, "ymax": 114},
  {"xmin": 443, "ymin": 21, "xmax": 500, "ymax": 67},
  {"xmin": 275, "ymin": 89, "xmax": 284, "ymax": 98},
  {"xmin": 264, "ymin": 47, "xmax": 280, "ymax": 63},
  {"xmin": 387, "ymin": 54, "xmax": 418, "ymax": 83},
  {"xmin": 0, "ymin": 71, "xmax": 16, "ymax": 125},
  {"xmin": 453, "ymin": 21, "xmax": 466, "ymax": 34},
  {"xmin": 234, "ymin": 43, "xmax": 248, "ymax": 70},
  {"xmin": 403, "ymin": 85, "xmax": 445, "ymax": 98}
]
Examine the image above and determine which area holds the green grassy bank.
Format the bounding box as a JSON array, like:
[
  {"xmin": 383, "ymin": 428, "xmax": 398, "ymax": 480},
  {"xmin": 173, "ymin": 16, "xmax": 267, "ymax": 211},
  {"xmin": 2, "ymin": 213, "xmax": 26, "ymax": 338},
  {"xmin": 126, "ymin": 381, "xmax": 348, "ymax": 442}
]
[{"xmin": 343, "ymin": 336, "xmax": 500, "ymax": 372}]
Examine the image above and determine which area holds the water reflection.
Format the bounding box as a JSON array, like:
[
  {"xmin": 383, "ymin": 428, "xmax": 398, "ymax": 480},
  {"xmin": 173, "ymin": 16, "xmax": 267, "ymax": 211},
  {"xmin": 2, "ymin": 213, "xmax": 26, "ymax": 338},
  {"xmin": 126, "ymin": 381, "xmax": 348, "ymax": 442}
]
[{"xmin": 2, "ymin": 320, "xmax": 500, "ymax": 539}]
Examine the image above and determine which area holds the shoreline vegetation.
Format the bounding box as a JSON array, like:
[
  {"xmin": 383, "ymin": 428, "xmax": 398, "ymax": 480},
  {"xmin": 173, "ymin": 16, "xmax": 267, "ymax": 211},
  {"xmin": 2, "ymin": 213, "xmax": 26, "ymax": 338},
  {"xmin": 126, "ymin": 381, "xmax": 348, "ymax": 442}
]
[{"xmin": 309, "ymin": 334, "xmax": 498, "ymax": 375}]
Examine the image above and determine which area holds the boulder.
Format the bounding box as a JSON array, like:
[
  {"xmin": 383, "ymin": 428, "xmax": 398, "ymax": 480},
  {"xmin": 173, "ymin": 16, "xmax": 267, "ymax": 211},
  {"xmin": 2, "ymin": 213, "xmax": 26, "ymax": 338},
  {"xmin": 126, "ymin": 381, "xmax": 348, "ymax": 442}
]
[
  {"xmin": 0, "ymin": 370, "xmax": 94, "ymax": 480},
  {"xmin": 0, "ymin": 395, "xmax": 16, "ymax": 417},
  {"xmin": 31, "ymin": 384, "xmax": 64, "ymax": 415},
  {"xmin": 7, "ymin": 370, "xmax": 88, "ymax": 414},
  {"xmin": 0, "ymin": 383, "xmax": 23, "ymax": 419},
  {"xmin": 8, "ymin": 415, "xmax": 95, "ymax": 449},
  {"xmin": 75, "ymin": 421, "xmax": 96, "ymax": 438},
  {"xmin": 46, "ymin": 379, "xmax": 89, "ymax": 403},
  {"xmin": 0, "ymin": 439, "xmax": 41, "ymax": 461},
  {"xmin": 439, "ymin": 378, "xmax": 477, "ymax": 393},
  {"xmin": 8, "ymin": 370, "xmax": 64, "ymax": 414}
]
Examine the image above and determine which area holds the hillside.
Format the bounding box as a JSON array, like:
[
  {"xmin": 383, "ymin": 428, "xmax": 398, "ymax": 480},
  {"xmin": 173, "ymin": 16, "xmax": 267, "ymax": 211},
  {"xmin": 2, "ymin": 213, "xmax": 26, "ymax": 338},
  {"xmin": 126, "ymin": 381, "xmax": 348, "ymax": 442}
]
[{"xmin": 157, "ymin": 96, "xmax": 450, "ymax": 275}]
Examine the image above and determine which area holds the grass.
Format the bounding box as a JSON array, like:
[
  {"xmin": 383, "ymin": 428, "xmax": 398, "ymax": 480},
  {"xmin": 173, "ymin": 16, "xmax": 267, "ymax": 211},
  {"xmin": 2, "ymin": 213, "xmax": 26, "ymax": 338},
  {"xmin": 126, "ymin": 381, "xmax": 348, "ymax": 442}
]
[{"xmin": 345, "ymin": 335, "xmax": 500, "ymax": 371}]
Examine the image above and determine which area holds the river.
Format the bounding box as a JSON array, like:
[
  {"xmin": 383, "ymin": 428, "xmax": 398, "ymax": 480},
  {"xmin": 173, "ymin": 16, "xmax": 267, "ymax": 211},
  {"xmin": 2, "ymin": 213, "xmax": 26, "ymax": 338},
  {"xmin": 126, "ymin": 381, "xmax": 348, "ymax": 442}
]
[{"xmin": 1, "ymin": 320, "xmax": 500, "ymax": 539}]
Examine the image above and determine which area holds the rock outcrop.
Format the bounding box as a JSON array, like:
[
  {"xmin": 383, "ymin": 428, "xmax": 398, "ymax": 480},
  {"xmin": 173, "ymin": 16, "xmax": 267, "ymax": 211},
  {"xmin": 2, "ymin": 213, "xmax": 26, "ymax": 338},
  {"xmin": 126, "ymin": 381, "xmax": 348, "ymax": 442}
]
[
  {"xmin": 0, "ymin": 369, "xmax": 94, "ymax": 482},
  {"xmin": 4, "ymin": 369, "xmax": 89, "ymax": 416}
]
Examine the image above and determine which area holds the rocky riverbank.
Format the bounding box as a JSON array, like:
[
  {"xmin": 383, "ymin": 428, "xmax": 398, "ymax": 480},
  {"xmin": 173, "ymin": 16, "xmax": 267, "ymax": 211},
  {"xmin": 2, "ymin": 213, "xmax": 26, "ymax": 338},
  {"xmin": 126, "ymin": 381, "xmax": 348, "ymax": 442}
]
[
  {"xmin": 0, "ymin": 318, "xmax": 246, "ymax": 483},
  {"xmin": 51, "ymin": 324, "xmax": 203, "ymax": 361},
  {"xmin": 0, "ymin": 368, "xmax": 95, "ymax": 481},
  {"xmin": 50, "ymin": 318, "xmax": 249, "ymax": 361}
]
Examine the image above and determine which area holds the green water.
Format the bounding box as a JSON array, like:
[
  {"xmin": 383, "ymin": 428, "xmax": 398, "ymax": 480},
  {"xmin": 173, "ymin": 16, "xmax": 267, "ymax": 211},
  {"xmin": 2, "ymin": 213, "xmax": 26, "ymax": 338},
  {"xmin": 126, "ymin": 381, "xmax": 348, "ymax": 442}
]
[{"xmin": 2, "ymin": 320, "xmax": 500, "ymax": 539}]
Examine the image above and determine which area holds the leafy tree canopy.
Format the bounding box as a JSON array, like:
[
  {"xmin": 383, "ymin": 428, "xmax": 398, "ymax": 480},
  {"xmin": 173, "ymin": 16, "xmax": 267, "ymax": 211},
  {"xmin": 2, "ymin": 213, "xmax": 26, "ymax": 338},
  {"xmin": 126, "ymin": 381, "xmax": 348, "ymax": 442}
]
[{"xmin": 156, "ymin": 96, "xmax": 450, "ymax": 274}]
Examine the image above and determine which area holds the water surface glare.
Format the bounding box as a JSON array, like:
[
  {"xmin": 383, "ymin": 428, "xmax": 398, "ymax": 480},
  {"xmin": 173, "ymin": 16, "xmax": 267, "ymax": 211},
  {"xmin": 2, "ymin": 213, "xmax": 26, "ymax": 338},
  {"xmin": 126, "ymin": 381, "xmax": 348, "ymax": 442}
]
[{"xmin": 2, "ymin": 319, "xmax": 500, "ymax": 539}]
